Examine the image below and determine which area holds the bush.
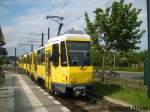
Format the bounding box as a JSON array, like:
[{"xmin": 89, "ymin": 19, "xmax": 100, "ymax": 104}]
[{"xmin": 0, "ymin": 57, "xmax": 5, "ymax": 66}]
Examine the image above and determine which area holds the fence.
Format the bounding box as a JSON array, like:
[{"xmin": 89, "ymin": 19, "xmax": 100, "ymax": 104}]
[
  {"xmin": 0, "ymin": 69, "xmax": 6, "ymax": 85},
  {"xmin": 94, "ymin": 70, "xmax": 147, "ymax": 91}
]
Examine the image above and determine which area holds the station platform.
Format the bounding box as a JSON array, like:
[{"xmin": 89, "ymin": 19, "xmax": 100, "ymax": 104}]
[{"xmin": 0, "ymin": 72, "xmax": 70, "ymax": 112}]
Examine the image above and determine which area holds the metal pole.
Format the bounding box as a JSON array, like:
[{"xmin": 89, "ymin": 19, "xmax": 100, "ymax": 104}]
[
  {"xmin": 15, "ymin": 48, "xmax": 16, "ymax": 67},
  {"xmin": 48, "ymin": 28, "xmax": 50, "ymax": 40},
  {"xmin": 41, "ymin": 33, "xmax": 44, "ymax": 46},
  {"xmin": 147, "ymin": 0, "xmax": 150, "ymax": 54},
  {"xmin": 46, "ymin": 16, "xmax": 64, "ymax": 36},
  {"xmin": 114, "ymin": 54, "xmax": 116, "ymax": 69},
  {"xmin": 57, "ymin": 23, "xmax": 63, "ymax": 36},
  {"xmin": 31, "ymin": 45, "xmax": 33, "ymax": 52},
  {"xmin": 147, "ymin": 0, "xmax": 150, "ymax": 97}
]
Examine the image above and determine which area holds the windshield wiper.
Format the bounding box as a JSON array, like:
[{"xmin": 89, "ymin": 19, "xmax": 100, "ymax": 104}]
[{"xmin": 80, "ymin": 60, "xmax": 88, "ymax": 69}]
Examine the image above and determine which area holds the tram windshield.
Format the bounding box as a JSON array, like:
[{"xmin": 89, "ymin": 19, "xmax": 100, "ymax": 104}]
[{"xmin": 66, "ymin": 41, "xmax": 91, "ymax": 66}]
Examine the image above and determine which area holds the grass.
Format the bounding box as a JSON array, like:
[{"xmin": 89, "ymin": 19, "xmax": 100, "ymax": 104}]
[{"xmin": 94, "ymin": 82, "xmax": 150, "ymax": 109}]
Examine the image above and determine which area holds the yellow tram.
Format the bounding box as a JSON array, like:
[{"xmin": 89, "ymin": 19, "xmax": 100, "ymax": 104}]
[{"xmin": 19, "ymin": 34, "xmax": 93, "ymax": 96}]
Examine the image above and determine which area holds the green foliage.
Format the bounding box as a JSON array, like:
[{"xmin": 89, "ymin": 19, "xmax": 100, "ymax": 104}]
[
  {"xmin": 97, "ymin": 50, "xmax": 147, "ymax": 72},
  {"xmin": 85, "ymin": 1, "xmax": 145, "ymax": 69},
  {"xmin": 0, "ymin": 57, "xmax": 5, "ymax": 66},
  {"xmin": 92, "ymin": 47, "xmax": 102, "ymax": 66},
  {"xmin": 110, "ymin": 2, "xmax": 145, "ymax": 52},
  {"xmin": 116, "ymin": 50, "xmax": 148, "ymax": 67}
]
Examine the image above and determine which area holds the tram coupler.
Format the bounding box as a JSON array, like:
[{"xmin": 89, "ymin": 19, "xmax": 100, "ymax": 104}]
[{"xmin": 73, "ymin": 86, "xmax": 86, "ymax": 97}]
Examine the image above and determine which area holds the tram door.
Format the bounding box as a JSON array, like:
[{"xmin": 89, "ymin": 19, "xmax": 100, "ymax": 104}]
[
  {"xmin": 45, "ymin": 51, "xmax": 51, "ymax": 89},
  {"xmin": 33, "ymin": 53, "xmax": 37, "ymax": 80},
  {"xmin": 51, "ymin": 44, "xmax": 60, "ymax": 82},
  {"xmin": 29, "ymin": 55, "xmax": 31, "ymax": 71},
  {"xmin": 34, "ymin": 54, "xmax": 37, "ymax": 72},
  {"xmin": 25, "ymin": 58, "xmax": 27, "ymax": 73}
]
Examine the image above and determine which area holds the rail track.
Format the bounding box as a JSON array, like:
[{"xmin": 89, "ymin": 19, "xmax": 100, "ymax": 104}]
[
  {"xmin": 4, "ymin": 69, "xmax": 144, "ymax": 112},
  {"xmin": 52, "ymin": 94, "xmax": 111, "ymax": 112},
  {"xmin": 51, "ymin": 92, "xmax": 139, "ymax": 112},
  {"xmin": 30, "ymin": 75, "xmax": 138, "ymax": 112},
  {"xmin": 34, "ymin": 80, "xmax": 109, "ymax": 111}
]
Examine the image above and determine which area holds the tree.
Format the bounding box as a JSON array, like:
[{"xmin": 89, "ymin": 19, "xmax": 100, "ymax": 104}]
[
  {"xmin": 91, "ymin": 46, "xmax": 102, "ymax": 67},
  {"xmin": 85, "ymin": 1, "xmax": 145, "ymax": 69},
  {"xmin": 0, "ymin": 27, "xmax": 5, "ymax": 46},
  {"xmin": 0, "ymin": 27, "xmax": 7, "ymax": 67}
]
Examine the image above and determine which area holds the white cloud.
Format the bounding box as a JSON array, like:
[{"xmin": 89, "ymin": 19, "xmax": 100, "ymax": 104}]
[{"xmin": 1, "ymin": 0, "xmax": 148, "ymax": 56}]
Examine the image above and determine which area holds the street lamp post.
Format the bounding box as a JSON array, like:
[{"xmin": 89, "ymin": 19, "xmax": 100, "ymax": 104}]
[
  {"xmin": 147, "ymin": 0, "xmax": 150, "ymax": 97},
  {"xmin": 147, "ymin": 0, "xmax": 150, "ymax": 53},
  {"xmin": 15, "ymin": 48, "xmax": 17, "ymax": 67},
  {"xmin": 114, "ymin": 53, "xmax": 116, "ymax": 69},
  {"xmin": 41, "ymin": 33, "xmax": 44, "ymax": 46},
  {"xmin": 48, "ymin": 28, "xmax": 50, "ymax": 40}
]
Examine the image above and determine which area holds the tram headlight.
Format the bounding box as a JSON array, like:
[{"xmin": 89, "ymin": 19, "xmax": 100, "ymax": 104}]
[
  {"xmin": 86, "ymin": 77, "xmax": 92, "ymax": 83},
  {"xmin": 70, "ymin": 77, "xmax": 77, "ymax": 83}
]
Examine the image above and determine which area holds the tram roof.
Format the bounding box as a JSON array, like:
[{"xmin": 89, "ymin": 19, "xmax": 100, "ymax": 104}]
[
  {"xmin": 23, "ymin": 53, "xmax": 28, "ymax": 57},
  {"xmin": 34, "ymin": 45, "xmax": 45, "ymax": 52},
  {"xmin": 20, "ymin": 34, "xmax": 91, "ymax": 56},
  {"xmin": 47, "ymin": 34, "xmax": 90, "ymax": 44}
]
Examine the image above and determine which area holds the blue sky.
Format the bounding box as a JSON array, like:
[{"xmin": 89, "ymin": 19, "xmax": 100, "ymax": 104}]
[{"xmin": 0, "ymin": 0, "xmax": 147, "ymax": 56}]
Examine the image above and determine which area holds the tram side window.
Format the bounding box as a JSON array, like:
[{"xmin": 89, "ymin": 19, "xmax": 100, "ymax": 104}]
[
  {"xmin": 33, "ymin": 54, "xmax": 37, "ymax": 70},
  {"xmin": 27, "ymin": 56, "xmax": 30, "ymax": 64},
  {"xmin": 37, "ymin": 51, "xmax": 40, "ymax": 64},
  {"xmin": 28, "ymin": 56, "xmax": 30, "ymax": 64},
  {"xmin": 41, "ymin": 52, "xmax": 45, "ymax": 64},
  {"xmin": 37, "ymin": 48, "xmax": 45, "ymax": 65},
  {"xmin": 29, "ymin": 56, "xmax": 31, "ymax": 64},
  {"xmin": 24, "ymin": 58, "xmax": 26, "ymax": 64},
  {"xmin": 52, "ymin": 44, "xmax": 59, "ymax": 66},
  {"xmin": 61, "ymin": 41, "xmax": 67, "ymax": 66}
]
